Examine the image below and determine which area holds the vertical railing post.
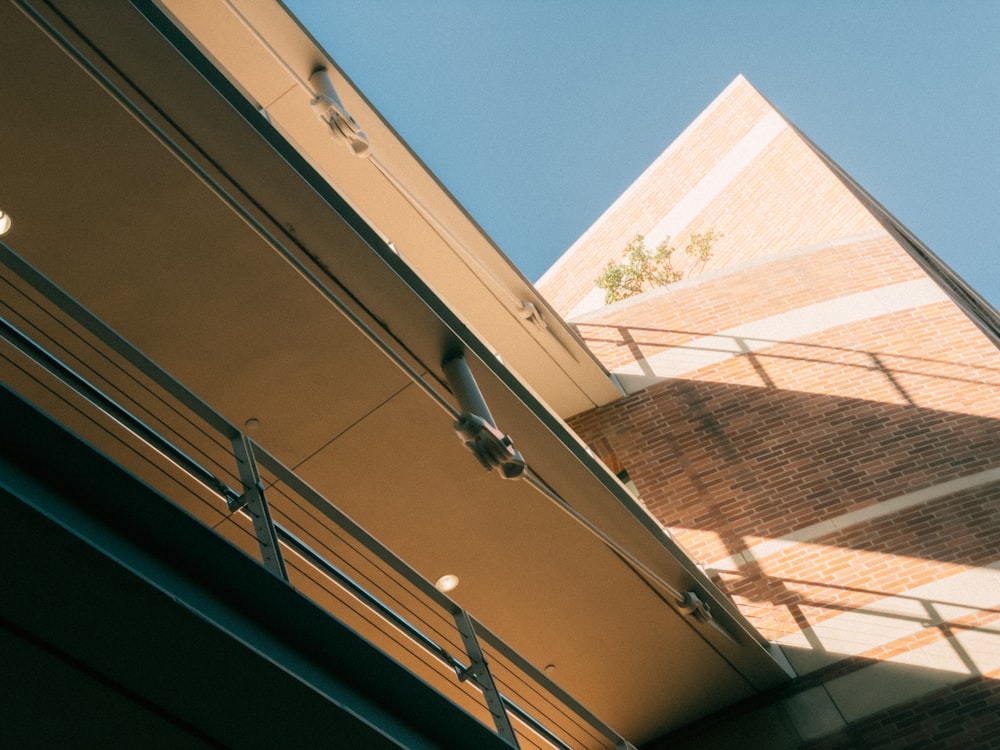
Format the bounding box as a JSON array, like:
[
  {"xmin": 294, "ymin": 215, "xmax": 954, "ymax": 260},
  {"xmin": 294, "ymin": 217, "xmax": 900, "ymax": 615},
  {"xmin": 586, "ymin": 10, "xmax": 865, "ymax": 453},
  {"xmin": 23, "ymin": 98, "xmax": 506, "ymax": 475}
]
[
  {"xmin": 453, "ymin": 609, "xmax": 520, "ymax": 747},
  {"xmin": 230, "ymin": 433, "xmax": 288, "ymax": 581}
]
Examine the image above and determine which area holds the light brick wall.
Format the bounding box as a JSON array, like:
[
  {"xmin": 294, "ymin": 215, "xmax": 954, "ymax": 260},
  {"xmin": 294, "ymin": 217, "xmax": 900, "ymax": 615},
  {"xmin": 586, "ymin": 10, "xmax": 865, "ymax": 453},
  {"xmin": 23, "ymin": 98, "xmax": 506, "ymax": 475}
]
[
  {"xmin": 543, "ymin": 75, "xmax": 1000, "ymax": 746},
  {"xmin": 537, "ymin": 78, "xmax": 883, "ymax": 318},
  {"xmin": 573, "ymin": 233, "xmax": 926, "ymax": 372},
  {"xmin": 538, "ymin": 77, "xmax": 777, "ymax": 315}
]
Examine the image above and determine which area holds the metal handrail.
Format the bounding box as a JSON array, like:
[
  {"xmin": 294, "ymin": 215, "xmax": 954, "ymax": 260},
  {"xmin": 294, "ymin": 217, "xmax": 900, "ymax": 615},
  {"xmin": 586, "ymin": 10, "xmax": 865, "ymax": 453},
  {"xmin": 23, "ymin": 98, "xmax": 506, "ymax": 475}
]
[
  {"xmin": 273, "ymin": 521, "xmax": 590, "ymax": 750},
  {"xmin": 0, "ymin": 311, "xmax": 518, "ymax": 746},
  {"xmin": 253, "ymin": 442, "xmax": 620, "ymax": 749},
  {"xmin": 0, "ymin": 245, "xmax": 633, "ymax": 750},
  {"xmin": 0, "ymin": 316, "xmax": 239, "ymax": 505}
]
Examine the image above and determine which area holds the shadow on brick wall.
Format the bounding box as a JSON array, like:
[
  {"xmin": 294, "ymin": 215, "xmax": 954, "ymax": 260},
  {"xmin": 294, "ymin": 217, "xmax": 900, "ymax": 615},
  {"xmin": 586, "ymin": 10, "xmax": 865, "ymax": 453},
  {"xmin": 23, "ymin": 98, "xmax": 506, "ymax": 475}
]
[
  {"xmin": 644, "ymin": 655, "xmax": 1000, "ymax": 750},
  {"xmin": 578, "ymin": 324, "xmax": 1000, "ymax": 408},
  {"xmin": 567, "ymin": 348, "xmax": 1000, "ymax": 668}
]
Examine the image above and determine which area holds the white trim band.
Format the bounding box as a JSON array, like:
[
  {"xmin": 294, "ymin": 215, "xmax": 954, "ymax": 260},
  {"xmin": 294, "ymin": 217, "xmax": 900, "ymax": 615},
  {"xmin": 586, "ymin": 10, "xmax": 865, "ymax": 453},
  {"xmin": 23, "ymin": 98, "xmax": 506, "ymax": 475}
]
[
  {"xmin": 707, "ymin": 467, "xmax": 1000, "ymax": 571},
  {"xmin": 614, "ymin": 277, "xmax": 949, "ymax": 387}
]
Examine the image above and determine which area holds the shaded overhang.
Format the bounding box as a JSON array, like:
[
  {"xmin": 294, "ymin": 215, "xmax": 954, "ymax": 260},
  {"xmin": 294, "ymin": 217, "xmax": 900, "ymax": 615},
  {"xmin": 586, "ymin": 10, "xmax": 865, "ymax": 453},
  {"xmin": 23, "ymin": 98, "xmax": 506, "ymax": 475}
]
[
  {"xmin": 0, "ymin": 387, "xmax": 512, "ymax": 750},
  {"xmin": 0, "ymin": 0, "xmax": 791, "ymax": 742}
]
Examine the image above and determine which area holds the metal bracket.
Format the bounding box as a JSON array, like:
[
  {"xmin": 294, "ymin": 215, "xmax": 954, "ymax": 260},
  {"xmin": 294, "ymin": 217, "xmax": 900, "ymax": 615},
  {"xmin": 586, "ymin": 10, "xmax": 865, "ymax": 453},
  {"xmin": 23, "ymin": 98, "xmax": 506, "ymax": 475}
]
[
  {"xmin": 676, "ymin": 590, "xmax": 712, "ymax": 622},
  {"xmin": 456, "ymin": 660, "xmax": 488, "ymax": 684},
  {"xmin": 443, "ymin": 353, "xmax": 525, "ymax": 480},
  {"xmin": 677, "ymin": 589, "xmax": 737, "ymax": 642},
  {"xmin": 232, "ymin": 433, "xmax": 289, "ymax": 581},
  {"xmin": 309, "ymin": 67, "xmax": 370, "ymax": 158},
  {"xmin": 226, "ymin": 483, "xmax": 256, "ymax": 513},
  {"xmin": 453, "ymin": 609, "xmax": 519, "ymax": 747},
  {"xmin": 453, "ymin": 412, "xmax": 525, "ymax": 479}
]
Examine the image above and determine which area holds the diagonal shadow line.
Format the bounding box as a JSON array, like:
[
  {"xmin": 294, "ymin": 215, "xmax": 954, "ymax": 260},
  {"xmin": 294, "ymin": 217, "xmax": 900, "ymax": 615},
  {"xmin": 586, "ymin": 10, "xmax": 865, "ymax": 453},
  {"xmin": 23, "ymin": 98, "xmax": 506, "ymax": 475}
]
[
  {"xmin": 575, "ymin": 322, "xmax": 1000, "ymax": 377},
  {"xmin": 717, "ymin": 568, "xmax": 1000, "ymax": 644},
  {"xmin": 719, "ymin": 566, "xmax": 1000, "ymax": 676},
  {"xmin": 579, "ymin": 330, "xmax": 1000, "ymax": 394},
  {"xmin": 780, "ymin": 597, "xmax": 1000, "ymax": 637},
  {"xmin": 733, "ymin": 571, "xmax": 1000, "ymax": 617},
  {"xmin": 788, "ymin": 593, "xmax": 1000, "ymax": 677}
]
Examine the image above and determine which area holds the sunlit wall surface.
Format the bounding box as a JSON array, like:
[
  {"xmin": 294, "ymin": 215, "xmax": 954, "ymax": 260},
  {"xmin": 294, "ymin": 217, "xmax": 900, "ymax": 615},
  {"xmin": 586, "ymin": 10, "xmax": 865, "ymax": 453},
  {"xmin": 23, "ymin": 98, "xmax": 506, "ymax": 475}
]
[{"xmin": 540, "ymin": 76, "xmax": 1000, "ymax": 745}]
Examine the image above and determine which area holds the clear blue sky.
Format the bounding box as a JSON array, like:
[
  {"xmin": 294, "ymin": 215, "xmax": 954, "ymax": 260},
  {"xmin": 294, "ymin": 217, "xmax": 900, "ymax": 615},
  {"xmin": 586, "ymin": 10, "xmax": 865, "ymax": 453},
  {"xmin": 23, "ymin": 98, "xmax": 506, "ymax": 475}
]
[{"xmin": 288, "ymin": 1, "xmax": 999, "ymax": 308}]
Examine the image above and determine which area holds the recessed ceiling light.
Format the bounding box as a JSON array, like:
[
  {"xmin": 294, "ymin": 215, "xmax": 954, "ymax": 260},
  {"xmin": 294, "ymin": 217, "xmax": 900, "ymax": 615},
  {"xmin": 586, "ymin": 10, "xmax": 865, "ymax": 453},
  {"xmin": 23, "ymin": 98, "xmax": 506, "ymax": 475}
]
[
  {"xmin": 434, "ymin": 574, "xmax": 459, "ymax": 593},
  {"xmin": 0, "ymin": 210, "xmax": 11, "ymax": 236}
]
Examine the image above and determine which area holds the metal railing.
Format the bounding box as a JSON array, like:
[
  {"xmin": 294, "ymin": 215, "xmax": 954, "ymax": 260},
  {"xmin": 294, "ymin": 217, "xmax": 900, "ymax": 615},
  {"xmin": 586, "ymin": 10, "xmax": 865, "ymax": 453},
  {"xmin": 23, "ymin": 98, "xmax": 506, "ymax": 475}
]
[{"xmin": 0, "ymin": 242, "xmax": 634, "ymax": 750}]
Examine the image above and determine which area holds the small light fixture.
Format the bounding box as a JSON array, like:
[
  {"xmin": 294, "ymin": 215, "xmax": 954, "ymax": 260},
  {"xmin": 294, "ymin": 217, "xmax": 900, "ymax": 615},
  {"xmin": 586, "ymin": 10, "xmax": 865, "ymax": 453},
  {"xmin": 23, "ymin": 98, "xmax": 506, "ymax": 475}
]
[
  {"xmin": 434, "ymin": 574, "xmax": 460, "ymax": 593},
  {"xmin": 0, "ymin": 210, "xmax": 12, "ymax": 236}
]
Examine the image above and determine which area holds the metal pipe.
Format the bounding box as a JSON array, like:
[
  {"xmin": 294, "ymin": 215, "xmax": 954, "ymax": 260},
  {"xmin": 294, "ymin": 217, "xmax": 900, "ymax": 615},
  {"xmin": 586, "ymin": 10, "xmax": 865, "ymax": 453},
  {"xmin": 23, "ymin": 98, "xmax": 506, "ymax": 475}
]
[{"xmin": 442, "ymin": 352, "xmax": 496, "ymax": 427}]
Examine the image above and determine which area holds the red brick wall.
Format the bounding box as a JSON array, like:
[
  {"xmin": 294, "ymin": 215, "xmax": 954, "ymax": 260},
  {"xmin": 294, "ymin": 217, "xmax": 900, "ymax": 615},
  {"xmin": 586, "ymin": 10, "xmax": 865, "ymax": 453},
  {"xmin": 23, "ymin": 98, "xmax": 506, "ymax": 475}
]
[
  {"xmin": 721, "ymin": 481, "xmax": 1000, "ymax": 640},
  {"xmin": 569, "ymin": 232, "xmax": 1000, "ymax": 740},
  {"xmin": 569, "ymin": 275, "xmax": 1000, "ymax": 640},
  {"xmin": 569, "ymin": 370, "xmax": 1000, "ymax": 631},
  {"xmin": 573, "ymin": 233, "xmax": 926, "ymax": 373},
  {"xmin": 648, "ymin": 668, "xmax": 1000, "ymax": 749},
  {"xmin": 801, "ymin": 676, "xmax": 1000, "ymax": 750},
  {"xmin": 548, "ymin": 74, "xmax": 1000, "ymax": 745}
]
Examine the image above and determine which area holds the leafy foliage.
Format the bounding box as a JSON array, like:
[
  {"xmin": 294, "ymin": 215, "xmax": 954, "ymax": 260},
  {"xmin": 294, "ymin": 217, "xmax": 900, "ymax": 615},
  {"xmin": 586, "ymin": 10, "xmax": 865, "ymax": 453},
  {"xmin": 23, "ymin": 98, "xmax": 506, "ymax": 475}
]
[{"xmin": 594, "ymin": 230, "xmax": 719, "ymax": 303}]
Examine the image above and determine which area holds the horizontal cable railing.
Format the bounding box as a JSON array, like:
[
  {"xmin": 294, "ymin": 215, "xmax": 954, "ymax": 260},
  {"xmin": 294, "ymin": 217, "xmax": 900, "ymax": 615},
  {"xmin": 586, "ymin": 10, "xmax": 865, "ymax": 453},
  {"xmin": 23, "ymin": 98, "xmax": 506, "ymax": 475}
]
[{"xmin": 0, "ymin": 243, "xmax": 634, "ymax": 750}]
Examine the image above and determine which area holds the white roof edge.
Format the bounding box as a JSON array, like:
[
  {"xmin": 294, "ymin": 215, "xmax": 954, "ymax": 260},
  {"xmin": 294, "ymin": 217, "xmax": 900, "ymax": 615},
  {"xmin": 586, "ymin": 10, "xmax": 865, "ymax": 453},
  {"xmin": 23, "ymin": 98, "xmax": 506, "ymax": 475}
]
[
  {"xmin": 156, "ymin": 0, "xmax": 622, "ymax": 416},
  {"xmin": 537, "ymin": 74, "xmax": 750, "ymax": 288}
]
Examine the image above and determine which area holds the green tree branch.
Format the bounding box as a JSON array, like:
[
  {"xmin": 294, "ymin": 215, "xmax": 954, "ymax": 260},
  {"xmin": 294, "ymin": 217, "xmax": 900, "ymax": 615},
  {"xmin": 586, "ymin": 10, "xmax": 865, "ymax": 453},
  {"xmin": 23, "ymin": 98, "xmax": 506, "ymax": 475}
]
[{"xmin": 595, "ymin": 230, "xmax": 719, "ymax": 303}]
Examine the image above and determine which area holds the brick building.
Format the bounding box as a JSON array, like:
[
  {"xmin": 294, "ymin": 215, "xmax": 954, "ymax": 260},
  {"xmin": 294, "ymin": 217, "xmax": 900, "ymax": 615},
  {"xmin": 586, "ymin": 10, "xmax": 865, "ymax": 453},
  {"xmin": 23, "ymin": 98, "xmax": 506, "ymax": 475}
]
[
  {"xmin": 1, "ymin": 4, "xmax": 789, "ymax": 748},
  {"xmin": 4, "ymin": 2, "xmax": 999, "ymax": 748},
  {"xmin": 538, "ymin": 76, "xmax": 1000, "ymax": 747}
]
